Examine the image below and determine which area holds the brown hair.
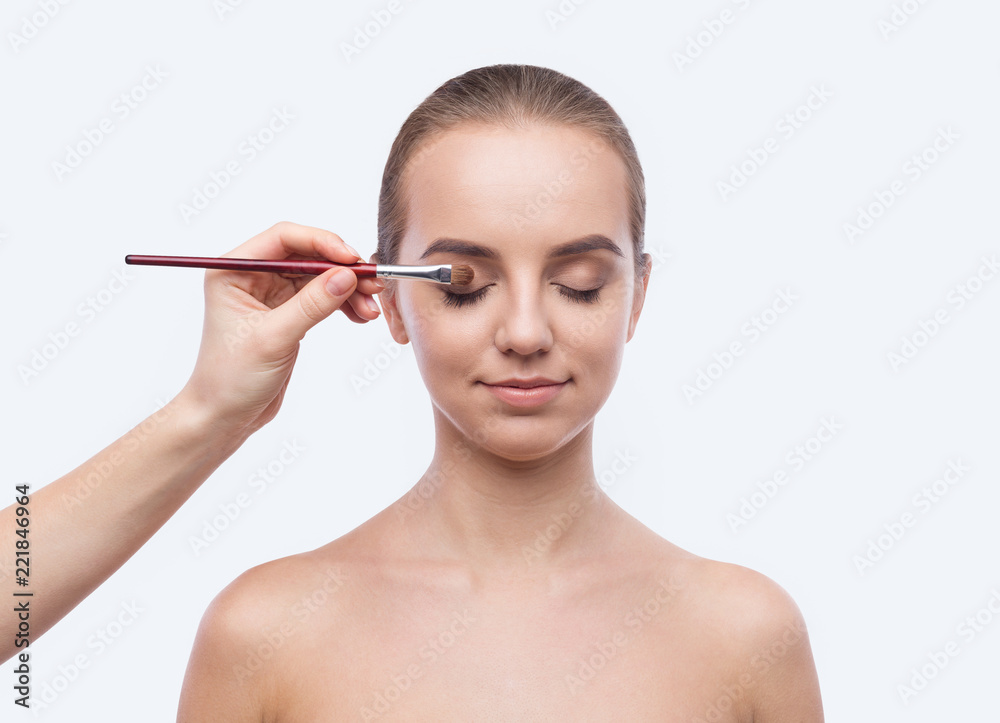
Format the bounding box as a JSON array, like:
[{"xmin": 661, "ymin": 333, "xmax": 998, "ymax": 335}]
[{"xmin": 375, "ymin": 64, "xmax": 646, "ymax": 291}]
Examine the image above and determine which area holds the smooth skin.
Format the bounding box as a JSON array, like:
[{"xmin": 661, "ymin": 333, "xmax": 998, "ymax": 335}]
[
  {"xmin": 177, "ymin": 124, "xmax": 824, "ymax": 721},
  {"xmin": 0, "ymin": 223, "xmax": 384, "ymax": 664}
]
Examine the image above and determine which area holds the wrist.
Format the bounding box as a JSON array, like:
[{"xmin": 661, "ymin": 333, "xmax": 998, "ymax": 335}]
[{"xmin": 169, "ymin": 386, "xmax": 256, "ymax": 454}]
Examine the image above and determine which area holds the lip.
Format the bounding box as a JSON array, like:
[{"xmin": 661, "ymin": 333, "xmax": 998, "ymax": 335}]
[
  {"xmin": 481, "ymin": 378, "xmax": 569, "ymax": 407},
  {"xmin": 487, "ymin": 377, "xmax": 567, "ymax": 388}
]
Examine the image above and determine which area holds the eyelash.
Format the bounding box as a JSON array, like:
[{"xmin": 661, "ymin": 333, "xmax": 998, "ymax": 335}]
[{"xmin": 441, "ymin": 285, "xmax": 602, "ymax": 308}]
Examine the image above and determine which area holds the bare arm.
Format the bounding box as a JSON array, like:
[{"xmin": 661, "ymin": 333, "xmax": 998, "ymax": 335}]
[
  {"xmin": 745, "ymin": 579, "xmax": 825, "ymax": 721},
  {"xmin": 1, "ymin": 393, "xmax": 249, "ymax": 663},
  {"xmin": 175, "ymin": 570, "xmax": 271, "ymax": 722},
  {"xmin": 1, "ymin": 222, "xmax": 383, "ymax": 663}
]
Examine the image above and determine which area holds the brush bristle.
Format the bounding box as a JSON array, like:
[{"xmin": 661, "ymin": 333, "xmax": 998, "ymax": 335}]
[{"xmin": 450, "ymin": 264, "xmax": 474, "ymax": 286}]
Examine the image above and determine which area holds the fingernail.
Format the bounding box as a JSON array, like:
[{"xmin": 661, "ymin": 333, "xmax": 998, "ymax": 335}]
[
  {"xmin": 365, "ymin": 296, "xmax": 380, "ymax": 314},
  {"xmin": 344, "ymin": 243, "xmax": 361, "ymax": 260},
  {"xmin": 326, "ymin": 268, "xmax": 354, "ymax": 295}
]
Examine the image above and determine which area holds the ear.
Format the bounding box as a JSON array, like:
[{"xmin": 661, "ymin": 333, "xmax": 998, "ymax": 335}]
[
  {"xmin": 626, "ymin": 252, "xmax": 652, "ymax": 343},
  {"xmin": 371, "ymin": 252, "xmax": 409, "ymax": 345}
]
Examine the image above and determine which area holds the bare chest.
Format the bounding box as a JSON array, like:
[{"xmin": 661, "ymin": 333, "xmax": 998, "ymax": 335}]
[{"xmin": 270, "ymin": 586, "xmax": 750, "ymax": 722}]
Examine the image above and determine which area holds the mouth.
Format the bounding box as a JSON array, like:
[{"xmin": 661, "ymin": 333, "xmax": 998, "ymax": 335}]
[
  {"xmin": 484, "ymin": 377, "xmax": 569, "ymax": 389},
  {"xmin": 479, "ymin": 378, "xmax": 570, "ymax": 407}
]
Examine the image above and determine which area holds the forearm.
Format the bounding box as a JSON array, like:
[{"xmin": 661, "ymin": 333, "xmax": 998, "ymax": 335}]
[{"xmin": 1, "ymin": 392, "xmax": 251, "ymax": 662}]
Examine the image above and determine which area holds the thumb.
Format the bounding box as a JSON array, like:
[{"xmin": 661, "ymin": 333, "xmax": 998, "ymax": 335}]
[{"xmin": 267, "ymin": 267, "xmax": 357, "ymax": 342}]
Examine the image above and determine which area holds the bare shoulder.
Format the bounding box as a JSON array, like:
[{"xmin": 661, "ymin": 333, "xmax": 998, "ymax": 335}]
[
  {"xmin": 177, "ymin": 539, "xmax": 364, "ymax": 721},
  {"xmin": 191, "ymin": 530, "xmax": 376, "ymax": 658},
  {"xmin": 682, "ymin": 556, "xmax": 807, "ymax": 641},
  {"xmin": 670, "ymin": 553, "xmax": 825, "ymax": 721},
  {"xmin": 189, "ymin": 515, "xmax": 391, "ymax": 647},
  {"xmin": 203, "ymin": 552, "xmax": 353, "ymax": 638},
  {"xmin": 615, "ymin": 516, "xmax": 824, "ymax": 721},
  {"xmin": 616, "ymin": 513, "xmax": 810, "ymax": 646},
  {"xmin": 196, "ymin": 514, "xmax": 388, "ymax": 624}
]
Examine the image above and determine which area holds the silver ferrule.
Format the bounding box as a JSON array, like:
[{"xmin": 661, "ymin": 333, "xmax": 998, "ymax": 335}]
[{"xmin": 374, "ymin": 264, "xmax": 453, "ymax": 284}]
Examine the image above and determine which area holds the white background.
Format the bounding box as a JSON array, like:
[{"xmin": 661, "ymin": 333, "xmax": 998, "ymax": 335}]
[{"xmin": 2, "ymin": 0, "xmax": 999, "ymax": 720}]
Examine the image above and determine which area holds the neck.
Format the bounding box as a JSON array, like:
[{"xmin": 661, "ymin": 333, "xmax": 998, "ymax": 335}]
[{"xmin": 394, "ymin": 408, "xmax": 616, "ymax": 581}]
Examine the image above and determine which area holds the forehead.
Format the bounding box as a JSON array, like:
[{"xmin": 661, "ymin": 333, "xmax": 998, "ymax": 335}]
[{"xmin": 399, "ymin": 123, "xmax": 630, "ymax": 261}]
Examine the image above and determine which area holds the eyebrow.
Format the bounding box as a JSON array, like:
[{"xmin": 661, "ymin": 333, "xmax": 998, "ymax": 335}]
[{"xmin": 418, "ymin": 234, "xmax": 626, "ymax": 262}]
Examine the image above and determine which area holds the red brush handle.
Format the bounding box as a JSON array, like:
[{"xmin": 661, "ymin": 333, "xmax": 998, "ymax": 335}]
[{"xmin": 124, "ymin": 255, "xmax": 377, "ymax": 277}]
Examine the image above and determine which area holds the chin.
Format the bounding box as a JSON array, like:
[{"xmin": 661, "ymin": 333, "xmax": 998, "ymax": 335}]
[{"xmin": 461, "ymin": 409, "xmax": 595, "ymax": 461}]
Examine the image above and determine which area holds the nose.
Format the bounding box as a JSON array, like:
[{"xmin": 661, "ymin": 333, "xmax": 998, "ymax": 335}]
[{"xmin": 494, "ymin": 284, "xmax": 553, "ymax": 356}]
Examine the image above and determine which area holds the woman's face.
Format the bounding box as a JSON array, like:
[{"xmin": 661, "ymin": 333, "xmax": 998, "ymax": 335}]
[{"xmin": 380, "ymin": 123, "xmax": 650, "ymax": 462}]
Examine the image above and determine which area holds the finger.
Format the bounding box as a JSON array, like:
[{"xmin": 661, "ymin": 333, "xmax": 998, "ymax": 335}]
[
  {"xmin": 223, "ymin": 221, "xmax": 362, "ymax": 266},
  {"xmin": 265, "ymin": 266, "xmax": 358, "ymax": 341},
  {"xmin": 356, "ymin": 277, "xmax": 386, "ymax": 296},
  {"xmin": 337, "ymin": 301, "xmax": 368, "ymax": 324},
  {"xmin": 345, "ymin": 289, "xmax": 380, "ymax": 321}
]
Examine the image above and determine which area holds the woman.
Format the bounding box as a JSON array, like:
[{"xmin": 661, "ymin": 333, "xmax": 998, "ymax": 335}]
[{"xmin": 177, "ymin": 64, "xmax": 824, "ymax": 721}]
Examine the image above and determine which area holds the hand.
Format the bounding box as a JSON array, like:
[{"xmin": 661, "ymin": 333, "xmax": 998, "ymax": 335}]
[{"xmin": 177, "ymin": 222, "xmax": 383, "ymax": 435}]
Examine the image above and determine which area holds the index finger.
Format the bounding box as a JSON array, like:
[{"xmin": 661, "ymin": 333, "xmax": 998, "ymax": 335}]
[{"xmin": 223, "ymin": 221, "xmax": 363, "ymax": 265}]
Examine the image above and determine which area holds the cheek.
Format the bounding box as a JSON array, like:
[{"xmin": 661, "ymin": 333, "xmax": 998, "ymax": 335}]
[
  {"xmin": 402, "ymin": 295, "xmax": 485, "ymax": 381},
  {"xmin": 560, "ymin": 284, "xmax": 632, "ymax": 358}
]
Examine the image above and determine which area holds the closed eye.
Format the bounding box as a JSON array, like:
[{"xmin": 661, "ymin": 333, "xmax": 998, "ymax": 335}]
[
  {"xmin": 559, "ymin": 287, "xmax": 601, "ymax": 304},
  {"xmin": 441, "ymin": 284, "xmax": 602, "ymax": 308},
  {"xmin": 442, "ymin": 285, "xmax": 492, "ymax": 308}
]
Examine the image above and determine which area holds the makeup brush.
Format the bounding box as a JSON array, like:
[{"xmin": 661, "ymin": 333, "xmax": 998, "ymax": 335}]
[{"xmin": 123, "ymin": 255, "xmax": 474, "ymax": 286}]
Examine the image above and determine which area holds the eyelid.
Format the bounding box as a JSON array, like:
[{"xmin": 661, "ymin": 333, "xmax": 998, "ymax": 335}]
[
  {"xmin": 439, "ymin": 281, "xmax": 604, "ymax": 308},
  {"xmin": 440, "ymin": 260, "xmax": 607, "ymax": 287},
  {"xmin": 441, "ymin": 284, "xmax": 491, "ymax": 308}
]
